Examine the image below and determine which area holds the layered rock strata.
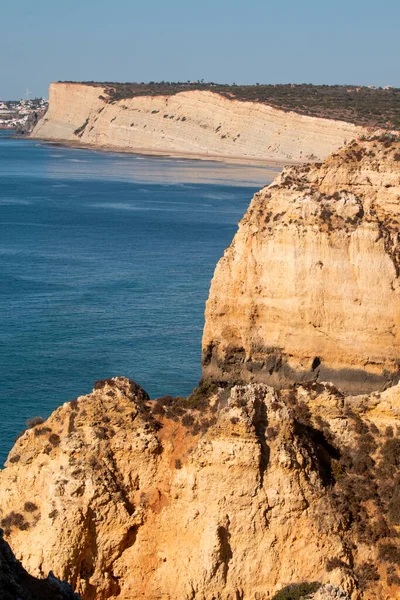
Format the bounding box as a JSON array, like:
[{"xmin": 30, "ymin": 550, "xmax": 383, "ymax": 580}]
[
  {"xmin": 202, "ymin": 138, "xmax": 400, "ymax": 394},
  {"xmin": 31, "ymin": 83, "xmax": 369, "ymax": 163},
  {"xmin": 1, "ymin": 377, "xmax": 400, "ymax": 599}
]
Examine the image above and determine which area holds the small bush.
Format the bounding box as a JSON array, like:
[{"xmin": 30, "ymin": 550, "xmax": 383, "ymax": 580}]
[
  {"xmin": 369, "ymin": 422, "xmax": 379, "ymax": 435},
  {"xmin": 34, "ymin": 427, "xmax": 51, "ymax": 437},
  {"xmin": 49, "ymin": 433, "xmax": 61, "ymax": 446},
  {"xmin": 152, "ymin": 400, "xmax": 166, "ymax": 415},
  {"xmin": 381, "ymin": 438, "xmax": 400, "ymax": 472},
  {"xmin": 9, "ymin": 455, "xmax": 20, "ymax": 464},
  {"xmin": 379, "ymin": 544, "xmax": 400, "ymax": 565},
  {"xmin": 356, "ymin": 561, "xmax": 380, "ymax": 590},
  {"xmin": 326, "ymin": 557, "xmax": 348, "ymax": 572},
  {"xmin": 272, "ymin": 582, "xmax": 321, "ymax": 599},
  {"xmin": 94, "ymin": 378, "xmax": 116, "ymax": 390},
  {"xmin": 190, "ymin": 423, "xmax": 202, "ymax": 436},
  {"xmin": 175, "ymin": 459, "xmax": 182, "ymax": 469},
  {"xmin": 387, "ymin": 565, "xmax": 400, "ymax": 586},
  {"xmin": 182, "ymin": 414, "xmax": 195, "ymax": 427},
  {"xmin": 388, "ymin": 498, "xmax": 400, "ymax": 525},
  {"xmin": 1, "ymin": 512, "xmax": 29, "ymax": 534},
  {"xmin": 186, "ymin": 382, "xmax": 217, "ymax": 409},
  {"xmin": 24, "ymin": 502, "xmax": 38, "ymax": 513},
  {"xmin": 26, "ymin": 417, "xmax": 44, "ymax": 429},
  {"xmin": 386, "ymin": 426, "xmax": 394, "ymax": 438}
]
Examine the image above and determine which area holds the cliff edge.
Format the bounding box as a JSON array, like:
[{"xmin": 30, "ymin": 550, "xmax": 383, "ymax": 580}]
[
  {"xmin": 3, "ymin": 136, "xmax": 400, "ymax": 600},
  {"xmin": 1, "ymin": 377, "xmax": 400, "ymax": 599},
  {"xmin": 202, "ymin": 137, "xmax": 400, "ymax": 394},
  {"xmin": 31, "ymin": 83, "xmax": 369, "ymax": 163}
]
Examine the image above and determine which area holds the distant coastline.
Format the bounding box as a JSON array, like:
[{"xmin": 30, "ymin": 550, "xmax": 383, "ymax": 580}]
[{"xmin": 30, "ymin": 83, "xmax": 372, "ymax": 166}]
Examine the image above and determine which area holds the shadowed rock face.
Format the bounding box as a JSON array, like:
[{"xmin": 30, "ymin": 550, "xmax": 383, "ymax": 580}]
[
  {"xmin": 0, "ymin": 534, "xmax": 80, "ymax": 600},
  {"xmin": 1, "ymin": 376, "xmax": 400, "ymax": 599},
  {"xmin": 202, "ymin": 138, "xmax": 400, "ymax": 394}
]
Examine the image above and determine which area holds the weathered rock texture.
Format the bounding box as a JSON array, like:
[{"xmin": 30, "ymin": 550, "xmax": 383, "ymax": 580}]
[
  {"xmin": 1, "ymin": 376, "xmax": 400, "ymax": 599},
  {"xmin": 31, "ymin": 83, "xmax": 369, "ymax": 163},
  {"xmin": 0, "ymin": 534, "xmax": 80, "ymax": 600},
  {"xmin": 202, "ymin": 138, "xmax": 400, "ymax": 394}
]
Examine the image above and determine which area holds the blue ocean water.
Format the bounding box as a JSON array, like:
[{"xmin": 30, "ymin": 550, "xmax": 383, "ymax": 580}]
[{"xmin": 0, "ymin": 131, "xmax": 278, "ymax": 464}]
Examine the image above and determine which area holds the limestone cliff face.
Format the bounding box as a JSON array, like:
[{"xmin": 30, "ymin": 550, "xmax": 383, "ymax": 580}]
[
  {"xmin": 1, "ymin": 377, "xmax": 400, "ymax": 599},
  {"xmin": 31, "ymin": 83, "xmax": 369, "ymax": 163},
  {"xmin": 202, "ymin": 138, "xmax": 400, "ymax": 394},
  {"xmin": 0, "ymin": 535, "xmax": 79, "ymax": 600}
]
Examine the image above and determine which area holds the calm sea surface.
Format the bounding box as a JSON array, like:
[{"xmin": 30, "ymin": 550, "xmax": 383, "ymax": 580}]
[{"xmin": 0, "ymin": 131, "xmax": 278, "ymax": 463}]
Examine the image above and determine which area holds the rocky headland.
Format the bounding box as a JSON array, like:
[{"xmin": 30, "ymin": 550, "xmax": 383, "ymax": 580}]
[
  {"xmin": 1, "ymin": 137, "xmax": 400, "ymax": 599},
  {"xmin": 30, "ymin": 83, "xmax": 370, "ymax": 164},
  {"xmin": 1, "ymin": 376, "xmax": 400, "ymax": 599},
  {"xmin": 203, "ymin": 137, "xmax": 400, "ymax": 394}
]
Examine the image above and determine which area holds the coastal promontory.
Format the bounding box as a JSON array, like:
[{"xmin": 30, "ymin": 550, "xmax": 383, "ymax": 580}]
[
  {"xmin": 202, "ymin": 137, "xmax": 400, "ymax": 393},
  {"xmin": 2, "ymin": 376, "xmax": 400, "ymax": 599},
  {"xmin": 30, "ymin": 82, "xmax": 371, "ymax": 163},
  {"xmin": 1, "ymin": 137, "xmax": 400, "ymax": 600}
]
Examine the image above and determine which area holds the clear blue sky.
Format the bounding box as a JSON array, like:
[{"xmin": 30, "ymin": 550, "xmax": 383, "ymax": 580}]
[{"xmin": 2, "ymin": 0, "xmax": 399, "ymax": 99}]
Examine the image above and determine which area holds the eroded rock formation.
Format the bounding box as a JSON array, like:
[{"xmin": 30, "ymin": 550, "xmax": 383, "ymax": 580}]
[
  {"xmin": 1, "ymin": 376, "xmax": 400, "ymax": 599},
  {"xmin": 30, "ymin": 83, "xmax": 369, "ymax": 163},
  {"xmin": 3, "ymin": 138, "xmax": 400, "ymax": 600},
  {"xmin": 202, "ymin": 137, "xmax": 400, "ymax": 394},
  {"xmin": 0, "ymin": 533, "xmax": 79, "ymax": 600}
]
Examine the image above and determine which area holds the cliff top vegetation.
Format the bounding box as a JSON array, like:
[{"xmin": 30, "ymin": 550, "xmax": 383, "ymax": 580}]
[{"xmin": 58, "ymin": 81, "xmax": 400, "ymax": 130}]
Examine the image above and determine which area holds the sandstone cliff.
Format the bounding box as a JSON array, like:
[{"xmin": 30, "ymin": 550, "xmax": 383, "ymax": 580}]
[
  {"xmin": 1, "ymin": 376, "xmax": 400, "ymax": 599},
  {"xmin": 202, "ymin": 137, "xmax": 400, "ymax": 394},
  {"xmin": 4, "ymin": 136, "xmax": 400, "ymax": 600},
  {"xmin": 0, "ymin": 534, "xmax": 79, "ymax": 600},
  {"xmin": 30, "ymin": 83, "xmax": 369, "ymax": 163}
]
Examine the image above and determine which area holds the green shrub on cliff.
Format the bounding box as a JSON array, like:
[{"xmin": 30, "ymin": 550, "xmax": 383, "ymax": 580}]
[{"xmin": 271, "ymin": 582, "xmax": 321, "ymax": 599}]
